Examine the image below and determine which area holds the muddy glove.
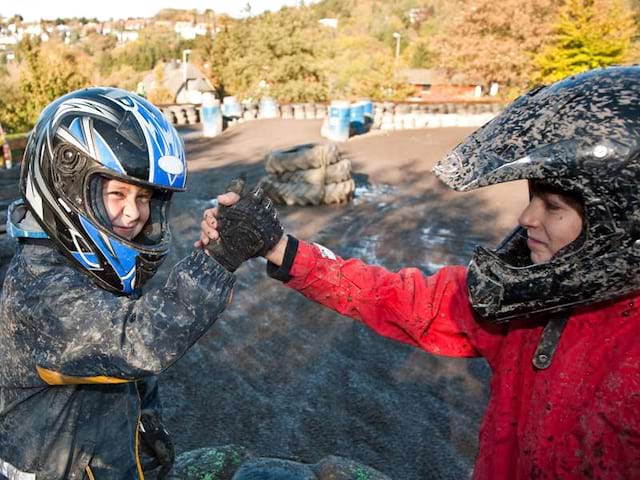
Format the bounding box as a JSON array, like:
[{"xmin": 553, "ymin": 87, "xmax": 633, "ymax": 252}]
[
  {"xmin": 139, "ymin": 412, "xmax": 175, "ymax": 479},
  {"xmin": 206, "ymin": 174, "xmax": 283, "ymax": 272}
]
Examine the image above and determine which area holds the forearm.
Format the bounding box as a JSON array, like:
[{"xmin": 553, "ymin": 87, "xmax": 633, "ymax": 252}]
[
  {"xmin": 31, "ymin": 250, "xmax": 235, "ymax": 381},
  {"xmin": 264, "ymin": 235, "xmax": 289, "ymax": 266},
  {"xmin": 270, "ymin": 239, "xmax": 482, "ymax": 357},
  {"xmin": 268, "ymin": 239, "xmax": 426, "ymax": 347}
]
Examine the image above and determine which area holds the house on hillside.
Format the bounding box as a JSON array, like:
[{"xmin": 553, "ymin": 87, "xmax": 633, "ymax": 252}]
[
  {"xmin": 401, "ymin": 68, "xmax": 491, "ymax": 102},
  {"xmin": 142, "ymin": 61, "xmax": 215, "ymax": 104}
]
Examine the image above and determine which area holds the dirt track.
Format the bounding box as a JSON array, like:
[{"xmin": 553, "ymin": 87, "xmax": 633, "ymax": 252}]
[{"xmin": 153, "ymin": 120, "xmax": 529, "ymax": 479}]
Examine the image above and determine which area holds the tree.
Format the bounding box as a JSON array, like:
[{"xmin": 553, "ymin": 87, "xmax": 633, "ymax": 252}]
[
  {"xmin": 431, "ymin": 0, "xmax": 559, "ymax": 97},
  {"xmin": 104, "ymin": 27, "xmax": 189, "ymax": 74},
  {"xmin": 147, "ymin": 63, "xmax": 174, "ymax": 105},
  {"xmin": 534, "ymin": 0, "xmax": 636, "ymax": 84},
  {"xmin": 202, "ymin": 7, "xmax": 329, "ymax": 102},
  {"xmin": 324, "ymin": 35, "xmax": 413, "ymax": 101},
  {"xmin": 0, "ymin": 39, "xmax": 90, "ymax": 133}
]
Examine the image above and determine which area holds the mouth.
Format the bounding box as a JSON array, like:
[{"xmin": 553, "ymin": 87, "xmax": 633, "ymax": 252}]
[
  {"xmin": 113, "ymin": 225, "xmax": 136, "ymax": 238},
  {"xmin": 526, "ymin": 236, "xmax": 545, "ymax": 248}
]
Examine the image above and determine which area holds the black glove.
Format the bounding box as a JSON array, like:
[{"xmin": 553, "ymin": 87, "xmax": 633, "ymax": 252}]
[
  {"xmin": 139, "ymin": 412, "xmax": 175, "ymax": 479},
  {"xmin": 206, "ymin": 174, "xmax": 283, "ymax": 272}
]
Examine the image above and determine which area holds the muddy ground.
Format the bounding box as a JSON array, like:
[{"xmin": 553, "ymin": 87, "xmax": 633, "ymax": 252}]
[{"xmin": 1, "ymin": 120, "xmax": 529, "ymax": 479}]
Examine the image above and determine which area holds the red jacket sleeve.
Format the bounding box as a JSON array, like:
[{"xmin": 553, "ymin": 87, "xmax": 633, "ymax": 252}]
[{"xmin": 284, "ymin": 240, "xmax": 504, "ymax": 359}]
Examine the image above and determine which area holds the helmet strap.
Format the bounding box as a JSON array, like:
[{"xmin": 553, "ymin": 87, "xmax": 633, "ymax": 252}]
[{"xmin": 532, "ymin": 314, "xmax": 569, "ymax": 369}]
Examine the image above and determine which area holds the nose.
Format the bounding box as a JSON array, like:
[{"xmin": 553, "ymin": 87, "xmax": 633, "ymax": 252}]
[
  {"xmin": 122, "ymin": 195, "xmax": 140, "ymax": 222},
  {"xmin": 518, "ymin": 197, "xmax": 542, "ymax": 229}
]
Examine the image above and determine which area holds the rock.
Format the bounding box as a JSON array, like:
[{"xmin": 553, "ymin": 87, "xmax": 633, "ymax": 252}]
[
  {"xmin": 312, "ymin": 456, "xmax": 391, "ymax": 480},
  {"xmin": 232, "ymin": 458, "xmax": 316, "ymax": 480},
  {"xmin": 169, "ymin": 448, "xmax": 391, "ymax": 480},
  {"xmin": 169, "ymin": 445, "xmax": 252, "ymax": 480}
]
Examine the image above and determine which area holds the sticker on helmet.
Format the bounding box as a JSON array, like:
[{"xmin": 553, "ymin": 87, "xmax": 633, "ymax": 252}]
[{"xmin": 158, "ymin": 155, "xmax": 185, "ymax": 175}]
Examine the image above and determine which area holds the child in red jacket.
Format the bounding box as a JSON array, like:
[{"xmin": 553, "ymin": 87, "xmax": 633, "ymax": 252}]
[{"xmin": 200, "ymin": 66, "xmax": 640, "ymax": 479}]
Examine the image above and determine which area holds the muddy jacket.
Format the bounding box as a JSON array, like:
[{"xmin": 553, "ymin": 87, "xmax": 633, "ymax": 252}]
[
  {"xmin": 0, "ymin": 240, "xmax": 234, "ymax": 480},
  {"xmin": 270, "ymin": 239, "xmax": 640, "ymax": 480}
]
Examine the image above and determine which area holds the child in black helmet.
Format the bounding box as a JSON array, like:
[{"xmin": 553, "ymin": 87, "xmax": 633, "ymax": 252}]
[{"xmin": 200, "ymin": 67, "xmax": 640, "ymax": 479}]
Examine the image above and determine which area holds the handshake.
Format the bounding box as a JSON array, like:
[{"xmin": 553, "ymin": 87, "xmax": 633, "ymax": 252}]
[{"xmin": 195, "ymin": 174, "xmax": 284, "ymax": 272}]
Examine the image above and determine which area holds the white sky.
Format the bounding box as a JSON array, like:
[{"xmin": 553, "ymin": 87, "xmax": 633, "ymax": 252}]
[{"xmin": 5, "ymin": 1, "xmax": 316, "ymax": 22}]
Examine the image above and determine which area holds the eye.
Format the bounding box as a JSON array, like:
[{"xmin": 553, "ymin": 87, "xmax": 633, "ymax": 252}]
[{"xmin": 544, "ymin": 199, "xmax": 562, "ymax": 211}]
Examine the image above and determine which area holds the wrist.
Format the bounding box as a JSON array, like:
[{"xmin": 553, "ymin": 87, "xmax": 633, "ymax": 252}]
[{"xmin": 264, "ymin": 235, "xmax": 288, "ymax": 266}]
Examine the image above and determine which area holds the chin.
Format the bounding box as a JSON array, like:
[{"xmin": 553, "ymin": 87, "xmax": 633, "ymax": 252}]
[{"xmin": 530, "ymin": 252, "xmax": 551, "ymax": 264}]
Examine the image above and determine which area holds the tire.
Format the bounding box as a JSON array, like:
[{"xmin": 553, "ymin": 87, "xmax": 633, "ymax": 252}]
[
  {"xmin": 275, "ymin": 158, "xmax": 351, "ymax": 185},
  {"xmin": 277, "ymin": 168, "xmax": 326, "ymax": 186},
  {"xmin": 265, "ymin": 143, "xmax": 340, "ymax": 174},
  {"xmin": 323, "ymin": 179, "xmax": 355, "ymax": 204},
  {"xmin": 280, "ymin": 104, "xmax": 293, "ymax": 119},
  {"xmin": 260, "ymin": 175, "xmax": 325, "ymax": 206},
  {"xmin": 324, "ymin": 159, "xmax": 352, "ymax": 184},
  {"xmin": 161, "ymin": 108, "xmax": 177, "ymax": 124}
]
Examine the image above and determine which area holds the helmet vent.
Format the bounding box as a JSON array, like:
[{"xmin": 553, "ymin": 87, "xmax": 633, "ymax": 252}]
[{"xmin": 117, "ymin": 111, "xmax": 146, "ymax": 152}]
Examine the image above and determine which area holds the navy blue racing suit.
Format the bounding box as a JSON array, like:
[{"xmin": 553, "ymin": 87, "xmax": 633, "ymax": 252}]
[{"xmin": 0, "ymin": 208, "xmax": 235, "ymax": 479}]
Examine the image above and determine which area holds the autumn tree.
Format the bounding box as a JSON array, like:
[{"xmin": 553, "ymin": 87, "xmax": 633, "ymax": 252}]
[
  {"xmin": 147, "ymin": 63, "xmax": 174, "ymax": 105},
  {"xmin": 323, "ymin": 35, "xmax": 413, "ymax": 100},
  {"xmin": 534, "ymin": 0, "xmax": 636, "ymax": 84},
  {"xmin": 431, "ymin": 0, "xmax": 559, "ymax": 97},
  {"xmin": 0, "ymin": 39, "xmax": 90, "ymax": 133}
]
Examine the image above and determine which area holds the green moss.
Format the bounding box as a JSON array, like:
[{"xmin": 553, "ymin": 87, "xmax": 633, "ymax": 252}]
[{"xmin": 354, "ymin": 467, "xmax": 372, "ymax": 480}]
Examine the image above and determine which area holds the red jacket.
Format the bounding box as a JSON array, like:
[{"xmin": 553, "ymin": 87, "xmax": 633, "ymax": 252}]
[{"xmin": 283, "ymin": 240, "xmax": 640, "ymax": 479}]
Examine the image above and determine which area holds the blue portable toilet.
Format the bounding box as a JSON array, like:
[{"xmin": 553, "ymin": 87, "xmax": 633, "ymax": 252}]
[
  {"xmin": 222, "ymin": 96, "xmax": 242, "ymax": 118},
  {"xmin": 201, "ymin": 93, "xmax": 223, "ymax": 138},
  {"xmin": 327, "ymin": 101, "xmax": 351, "ymax": 142},
  {"xmin": 361, "ymin": 99, "xmax": 373, "ymax": 118},
  {"xmin": 259, "ymin": 97, "xmax": 279, "ymax": 119},
  {"xmin": 349, "ymin": 102, "xmax": 366, "ymax": 135},
  {"xmin": 359, "ymin": 99, "xmax": 374, "ymax": 133}
]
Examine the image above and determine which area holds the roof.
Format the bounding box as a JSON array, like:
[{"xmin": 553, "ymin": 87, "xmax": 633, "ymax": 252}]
[
  {"xmin": 401, "ymin": 68, "xmax": 482, "ymax": 87},
  {"xmin": 142, "ymin": 61, "xmax": 214, "ymax": 97}
]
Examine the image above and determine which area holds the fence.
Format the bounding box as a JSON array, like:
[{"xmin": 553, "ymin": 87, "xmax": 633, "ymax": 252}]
[{"xmin": 160, "ymin": 101, "xmax": 503, "ymax": 132}]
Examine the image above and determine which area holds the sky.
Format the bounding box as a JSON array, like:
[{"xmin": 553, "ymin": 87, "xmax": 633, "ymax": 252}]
[{"xmin": 6, "ymin": 1, "xmax": 316, "ymax": 22}]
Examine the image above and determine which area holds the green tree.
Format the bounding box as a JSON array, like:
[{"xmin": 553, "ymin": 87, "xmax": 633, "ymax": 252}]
[
  {"xmin": 534, "ymin": 0, "xmax": 636, "ymax": 84},
  {"xmin": 103, "ymin": 27, "xmax": 189, "ymax": 74},
  {"xmin": 203, "ymin": 7, "xmax": 329, "ymax": 102},
  {"xmin": 406, "ymin": 41, "xmax": 431, "ymax": 68}
]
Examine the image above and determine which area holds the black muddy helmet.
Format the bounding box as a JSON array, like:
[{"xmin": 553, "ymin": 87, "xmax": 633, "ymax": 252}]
[
  {"xmin": 20, "ymin": 87, "xmax": 187, "ymax": 295},
  {"xmin": 433, "ymin": 65, "xmax": 640, "ymax": 322}
]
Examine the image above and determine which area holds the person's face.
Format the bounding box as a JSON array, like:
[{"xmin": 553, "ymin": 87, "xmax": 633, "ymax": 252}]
[
  {"xmin": 102, "ymin": 178, "xmax": 152, "ymax": 240},
  {"xmin": 518, "ymin": 183, "xmax": 584, "ymax": 264}
]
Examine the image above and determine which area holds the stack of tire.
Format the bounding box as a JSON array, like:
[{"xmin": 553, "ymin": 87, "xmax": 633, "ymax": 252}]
[
  {"xmin": 260, "ymin": 143, "xmax": 355, "ymax": 206},
  {"xmin": 171, "ymin": 106, "xmax": 188, "ymax": 126},
  {"xmin": 184, "ymin": 105, "xmax": 199, "ymax": 124}
]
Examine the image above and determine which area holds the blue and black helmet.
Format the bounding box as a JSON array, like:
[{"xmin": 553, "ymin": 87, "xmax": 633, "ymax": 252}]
[{"xmin": 20, "ymin": 87, "xmax": 187, "ymax": 295}]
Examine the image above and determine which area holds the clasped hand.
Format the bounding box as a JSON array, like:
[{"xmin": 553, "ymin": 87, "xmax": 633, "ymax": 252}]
[{"xmin": 195, "ymin": 175, "xmax": 283, "ymax": 272}]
